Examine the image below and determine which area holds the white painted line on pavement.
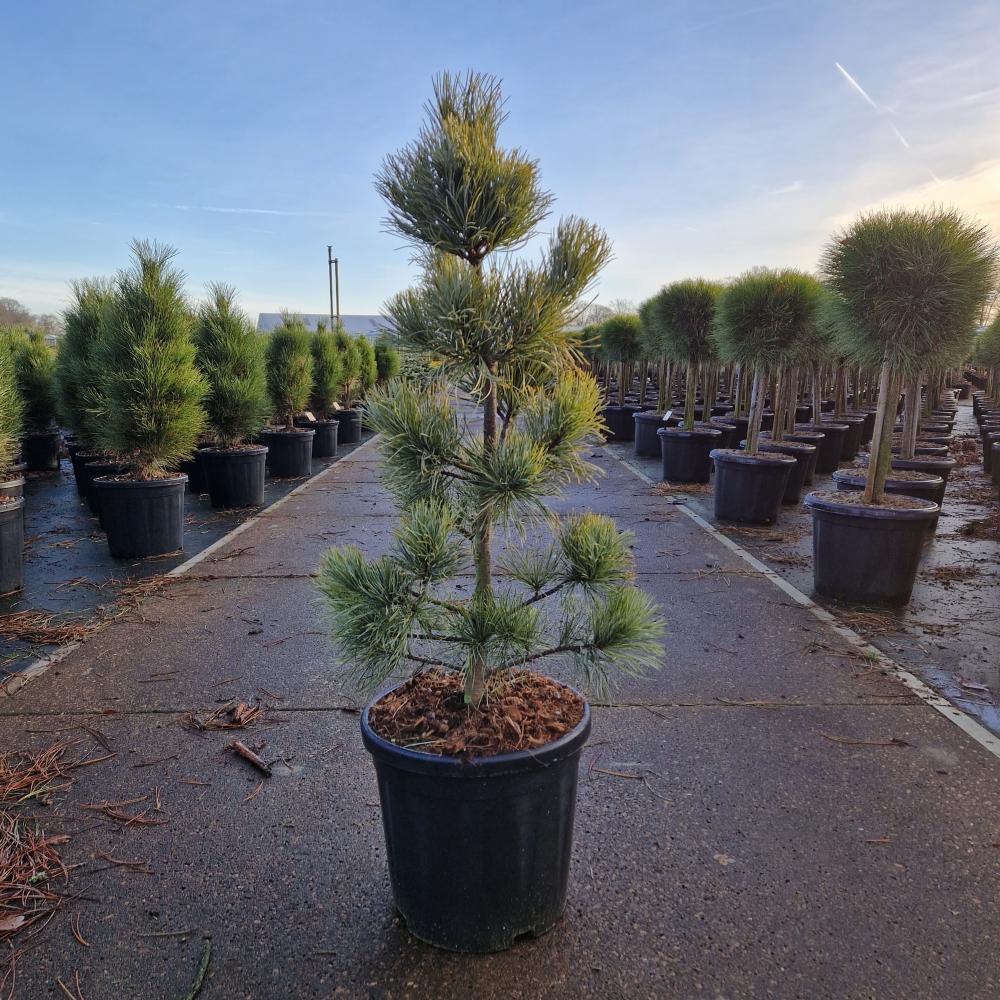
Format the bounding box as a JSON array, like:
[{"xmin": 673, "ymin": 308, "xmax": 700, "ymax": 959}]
[{"xmin": 607, "ymin": 448, "xmax": 1000, "ymax": 762}]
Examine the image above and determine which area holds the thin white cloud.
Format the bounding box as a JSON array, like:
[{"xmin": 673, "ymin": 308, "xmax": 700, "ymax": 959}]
[
  {"xmin": 174, "ymin": 205, "xmax": 339, "ymax": 218},
  {"xmin": 771, "ymin": 180, "xmax": 804, "ymax": 194},
  {"xmin": 835, "ymin": 63, "xmax": 878, "ymax": 109}
]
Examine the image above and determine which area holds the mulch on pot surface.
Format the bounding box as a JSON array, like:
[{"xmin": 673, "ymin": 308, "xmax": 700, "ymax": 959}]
[
  {"xmin": 368, "ymin": 669, "xmax": 585, "ymax": 758},
  {"xmin": 808, "ymin": 490, "xmax": 933, "ymax": 510}
]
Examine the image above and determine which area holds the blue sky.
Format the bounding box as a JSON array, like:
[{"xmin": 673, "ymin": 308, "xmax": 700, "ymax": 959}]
[{"xmin": 1, "ymin": 0, "xmax": 998, "ymax": 321}]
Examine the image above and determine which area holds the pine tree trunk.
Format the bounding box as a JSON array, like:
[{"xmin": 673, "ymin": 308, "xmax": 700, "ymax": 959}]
[
  {"xmin": 864, "ymin": 362, "xmax": 898, "ymax": 504},
  {"xmin": 812, "ymin": 364, "xmax": 823, "ymax": 427},
  {"xmin": 900, "ymin": 374, "xmax": 921, "ymax": 460},
  {"xmin": 771, "ymin": 368, "xmax": 786, "ymax": 443},
  {"xmin": 684, "ymin": 359, "xmax": 698, "ymax": 431},
  {"xmin": 745, "ymin": 365, "xmax": 767, "ymax": 457}
]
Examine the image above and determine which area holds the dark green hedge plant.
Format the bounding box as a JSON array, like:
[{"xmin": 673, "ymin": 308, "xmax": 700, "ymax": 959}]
[
  {"xmin": 14, "ymin": 332, "xmax": 56, "ymax": 432},
  {"xmin": 265, "ymin": 315, "xmax": 314, "ymax": 429},
  {"xmin": 310, "ymin": 324, "xmax": 344, "ymax": 419}
]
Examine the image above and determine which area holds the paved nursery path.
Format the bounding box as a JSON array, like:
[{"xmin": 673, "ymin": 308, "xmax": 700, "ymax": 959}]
[{"xmin": 3, "ymin": 438, "xmax": 1000, "ymax": 999}]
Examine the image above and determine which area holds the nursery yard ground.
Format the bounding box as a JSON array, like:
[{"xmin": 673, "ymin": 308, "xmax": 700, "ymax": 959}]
[{"xmin": 2, "ymin": 424, "xmax": 1000, "ymax": 998}]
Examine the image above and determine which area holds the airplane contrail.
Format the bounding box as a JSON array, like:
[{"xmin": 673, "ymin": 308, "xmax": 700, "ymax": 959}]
[{"xmin": 835, "ymin": 63, "xmax": 878, "ymax": 110}]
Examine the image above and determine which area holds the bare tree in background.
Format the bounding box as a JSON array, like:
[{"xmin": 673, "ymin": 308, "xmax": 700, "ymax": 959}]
[{"xmin": 0, "ymin": 297, "xmax": 63, "ymax": 336}]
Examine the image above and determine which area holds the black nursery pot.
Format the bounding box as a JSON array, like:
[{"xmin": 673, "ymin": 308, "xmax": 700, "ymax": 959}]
[
  {"xmin": 832, "ymin": 469, "xmax": 945, "ymax": 509},
  {"xmin": 782, "ymin": 430, "xmax": 824, "ymax": 485},
  {"xmin": 22, "ymin": 430, "xmax": 61, "ymax": 472},
  {"xmin": 92, "ymin": 475, "xmax": 187, "ymax": 559},
  {"xmin": 601, "ymin": 405, "xmax": 639, "ymax": 442},
  {"xmin": 0, "ymin": 475, "xmax": 24, "ymax": 500},
  {"xmin": 824, "ymin": 416, "xmax": 864, "ymax": 460},
  {"xmin": 633, "ymin": 411, "xmax": 667, "ymax": 458},
  {"xmin": 710, "ymin": 449, "xmax": 796, "ymax": 525},
  {"xmin": 200, "ymin": 447, "xmax": 267, "ymax": 508},
  {"xmin": 260, "ymin": 429, "xmax": 314, "ymax": 478},
  {"xmin": 83, "ymin": 460, "xmax": 127, "ymax": 518},
  {"xmin": 0, "ymin": 497, "xmax": 24, "ymax": 595},
  {"xmin": 755, "ymin": 440, "xmax": 816, "ymax": 504},
  {"xmin": 311, "ymin": 419, "xmax": 339, "ymax": 458},
  {"xmin": 804, "ymin": 491, "xmax": 939, "ymax": 604},
  {"xmin": 798, "ymin": 422, "xmax": 847, "ymax": 474},
  {"xmin": 71, "ymin": 450, "xmax": 105, "ymax": 497},
  {"xmin": 708, "ymin": 419, "xmax": 736, "ymax": 451},
  {"xmin": 657, "ymin": 426, "xmax": 721, "ymax": 483},
  {"xmin": 335, "ymin": 409, "xmax": 362, "ymax": 445},
  {"xmin": 179, "ymin": 447, "xmax": 210, "ymax": 494},
  {"xmin": 361, "ymin": 686, "xmax": 592, "ymax": 953}
]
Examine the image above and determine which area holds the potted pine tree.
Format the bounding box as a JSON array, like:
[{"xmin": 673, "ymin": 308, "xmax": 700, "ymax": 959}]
[
  {"xmin": 0, "ymin": 338, "xmax": 24, "ymax": 593},
  {"xmin": 14, "ymin": 332, "xmax": 60, "ymax": 471},
  {"xmin": 261, "ymin": 314, "xmax": 315, "ymax": 477},
  {"xmin": 194, "ymin": 284, "xmax": 270, "ymax": 507},
  {"xmin": 90, "ymin": 241, "xmax": 207, "ymax": 558},
  {"xmin": 306, "ymin": 323, "xmax": 343, "ymax": 457},
  {"xmin": 331, "ymin": 330, "xmax": 363, "ymax": 444},
  {"xmin": 808, "ymin": 207, "xmax": 997, "ymax": 603},
  {"xmin": 319, "ymin": 71, "xmax": 663, "ymax": 953},
  {"xmin": 710, "ymin": 269, "xmax": 819, "ymax": 523},
  {"xmin": 55, "ymin": 279, "xmax": 113, "ymax": 496},
  {"xmin": 651, "ymin": 280, "xmax": 723, "ymax": 483},
  {"xmin": 374, "ymin": 337, "xmax": 401, "ymax": 384},
  {"xmin": 599, "ymin": 313, "xmax": 643, "ymax": 441},
  {"xmin": 632, "ymin": 299, "xmax": 671, "ymax": 457}
]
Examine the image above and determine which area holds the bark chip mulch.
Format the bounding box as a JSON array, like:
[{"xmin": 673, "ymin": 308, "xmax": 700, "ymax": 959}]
[{"xmin": 368, "ymin": 669, "xmax": 585, "ymax": 758}]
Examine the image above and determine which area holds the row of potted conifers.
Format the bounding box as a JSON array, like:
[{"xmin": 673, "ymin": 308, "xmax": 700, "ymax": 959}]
[
  {"xmin": 972, "ymin": 390, "xmax": 1000, "ymax": 493},
  {"xmin": 62, "ymin": 409, "xmax": 364, "ymax": 560}
]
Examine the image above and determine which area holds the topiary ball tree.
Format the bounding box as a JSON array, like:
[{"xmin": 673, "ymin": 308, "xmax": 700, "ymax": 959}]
[
  {"xmin": 712, "ymin": 268, "xmax": 821, "ymax": 456},
  {"xmin": 55, "ymin": 278, "xmax": 112, "ymax": 446},
  {"xmin": 600, "ymin": 313, "xmax": 642, "ymax": 407},
  {"xmin": 193, "ymin": 283, "xmax": 269, "ymax": 449},
  {"xmin": 317, "ymin": 71, "xmax": 662, "ymax": 708},
  {"xmin": 14, "ymin": 332, "xmax": 56, "ymax": 432},
  {"xmin": 822, "ymin": 207, "xmax": 998, "ymax": 502},
  {"xmin": 265, "ymin": 314, "xmax": 314, "ymax": 429},
  {"xmin": 92, "ymin": 241, "xmax": 207, "ymax": 479},
  {"xmin": 648, "ymin": 279, "xmax": 722, "ymax": 430},
  {"xmin": 0, "ymin": 339, "xmax": 23, "ymax": 473},
  {"xmin": 310, "ymin": 324, "xmax": 344, "ymax": 419},
  {"xmin": 974, "ymin": 316, "xmax": 1000, "ymax": 400}
]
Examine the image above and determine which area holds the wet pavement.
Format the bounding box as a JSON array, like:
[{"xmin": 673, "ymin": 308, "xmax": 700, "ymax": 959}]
[
  {"xmin": 611, "ymin": 398, "xmax": 1000, "ymax": 739},
  {"xmin": 1, "ymin": 434, "xmax": 375, "ymax": 679},
  {"xmin": 2, "ymin": 433, "xmax": 1000, "ymax": 997}
]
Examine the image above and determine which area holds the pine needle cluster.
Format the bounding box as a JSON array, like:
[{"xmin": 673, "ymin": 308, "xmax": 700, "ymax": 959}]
[
  {"xmin": 92, "ymin": 240, "xmax": 207, "ymax": 479},
  {"xmin": 316, "ymin": 72, "xmax": 663, "ymax": 705},
  {"xmin": 0, "ymin": 339, "xmax": 23, "ymax": 472},
  {"xmin": 193, "ymin": 284, "xmax": 269, "ymax": 448},
  {"xmin": 13, "ymin": 332, "xmax": 56, "ymax": 432}
]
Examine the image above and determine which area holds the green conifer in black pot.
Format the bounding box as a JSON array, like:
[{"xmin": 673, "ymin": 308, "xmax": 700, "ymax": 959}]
[
  {"xmin": 807, "ymin": 207, "xmax": 997, "ymax": 603},
  {"xmin": 90, "ymin": 241, "xmax": 207, "ymax": 558},
  {"xmin": 330, "ymin": 331, "xmax": 369, "ymax": 445},
  {"xmin": 307, "ymin": 323, "xmax": 343, "ymax": 457},
  {"xmin": 598, "ymin": 313, "xmax": 643, "ymax": 441},
  {"xmin": 261, "ymin": 314, "xmax": 315, "ymax": 477},
  {"xmin": 195, "ymin": 284, "xmax": 270, "ymax": 507},
  {"xmin": 55, "ymin": 279, "xmax": 114, "ymax": 496},
  {"xmin": 318, "ymin": 71, "xmax": 664, "ymax": 953},
  {"xmin": 0, "ymin": 338, "xmax": 25, "ymax": 593},
  {"xmin": 14, "ymin": 332, "xmax": 60, "ymax": 472},
  {"xmin": 649, "ymin": 279, "xmax": 723, "ymax": 483}
]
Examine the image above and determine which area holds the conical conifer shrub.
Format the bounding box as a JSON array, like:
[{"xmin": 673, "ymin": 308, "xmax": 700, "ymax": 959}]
[
  {"xmin": 14, "ymin": 332, "xmax": 56, "ymax": 432},
  {"xmin": 310, "ymin": 325, "xmax": 344, "ymax": 419},
  {"xmin": 265, "ymin": 314, "xmax": 313, "ymax": 428},
  {"xmin": 0, "ymin": 339, "xmax": 23, "ymax": 473}
]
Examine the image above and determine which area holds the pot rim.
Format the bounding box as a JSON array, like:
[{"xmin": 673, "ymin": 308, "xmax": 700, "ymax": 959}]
[
  {"xmin": 200, "ymin": 445, "xmax": 269, "ymax": 457},
  {"xmin": 832, "ymin": 469, "xmax": 943, "ymax": 487},
  {"xmin": 657, "ymin": 426, "xmax": 722, "ymax": 439},
  {"xmin": 361, "ymin": 678, "xmax": 592, "ymax": 778},
  {"xmin": 92, "ymin": 474, "xmax": 188, "ymax": 490},
  {"xmin": 259, "ymin": 427, "xmax": 316, "ymax": 438},
  {"xmin": 0, "ymin": 496, "xmax": 25, "ymax": 514},
  {"xmin": 754, "ymin": 440, "xmax": 817, "ymax": 454},
  {"xmin": 710, "ymin": 448, "xmax": 796, "ymax": 467},
  {"xmin": 804, "ymin": 489, "xmax": 939, "ymax": 520}
]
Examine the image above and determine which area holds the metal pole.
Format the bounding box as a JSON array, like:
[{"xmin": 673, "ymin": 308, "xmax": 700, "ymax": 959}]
[
  {"xmin": 327, "ymin": 246, "xmax": 335, "ymax": 328},
  {"xmin": 334, "ymin": 258, "xmax": 340, "ymax": 326}
]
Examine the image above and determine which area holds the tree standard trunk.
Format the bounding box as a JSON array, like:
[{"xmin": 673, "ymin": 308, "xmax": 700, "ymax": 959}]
[
  {"xmin": 812, "ymin": 364, "xmax": 823, "ymax": 427},
  {"xmin": 745, "ymin": 365, "xmax": 767, "ymax": 457},
  {"xmin": 617, "ymin": 361, "xmax": 626, "ymax": 407},
  {"xmin": 864, "ymin": 362, "xmax": 899, "ymax": 505},
  {"xmin": 684, "ymin": 359, "xmax": 698, "ymax": 431},
  {"xmin": 900, "ymin": 374, "xmax": 921, "ymax": 460},
  {"xmin": 771, "ymin": 368, "xmax": 786, "ymax": 443}
]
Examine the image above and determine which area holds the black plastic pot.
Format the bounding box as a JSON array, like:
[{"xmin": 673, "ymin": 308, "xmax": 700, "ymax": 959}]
[
  {"xmin": 795, "ymin": 404, "xmax": 813, "ymax": 423},
  {"xmin": 22, "ymin": 430, "xmax": 61, "ymax": 472},
  {"xmin": 890, "ymin": 444, "xmax": 949, "ymax": 458},
  {"xmin": 311, "ymin": 419, "xmax": 339, "ymax": 458},
  {"xmin": 361, "ymin": 685, "xmax": 592, "ymax": 953},
  {"xmin": 708, "ymin": 419, "xmax": 736, "ymax": 451},
  {"xmin": 860, "ymin": 411, "xmax": 877, "ymax": 444},
  {"xmin": 0, "ymin": 497, "xmax": 24, "ymax": 595},
  {"xmin": 710, "ymin": 449, "xmax": 796, "ymax": 525},
  {"xmin": 0, "ymin": 476, "xmax": 25, "ymax": 500},
  {"xmin": 800, "ymin": 422, "xmax": 847, "ymax": 474},
  {"xmin": 601, "ymin": 405, "xmax": 639, "ymax": 442},
  {"xmin": 633, "ymin": 411, "xmax": 668, "ymax": 458},
  {"xmin": 782, "ymin": 430, "xmax": 823, "ymax": 485},
  {"xmin": 336, "ymin": 409, "xmax": 362, "ymax": 445},
  {"xmin": 92, "ymin": 475, "xmax": 187, "ymax": 559},
  {"xmin": 71, "ymin": 450, "xmax": 105, "ymax": 497},
  {"xmin": 200, "ymin": 447, "xmax": 267, "ymax": 508},
  {"xmin": 731, "ymin": 412, "xmax": 774, "ymax": 443},
  {"xmin": 889, "ymin": 456, "xmax": 956, "ymax": 484},
  {"xmin": 83, "ymin": 460, "xmax": 128, "ymax": 518},
  {"xmin": 824, "ymin": 415, "xmax": 864, "ymax": 460},
  {"xmin": 804, "ymin": 491, "xmax": 938, "ymax": 604},
  {"xmin": 984, "ymin": 432, "xmax": 1000, "ymax": 474},
  {"xmin": 657, "ymin": 427, "xmax": 721, "ymax": 483},
  {"xmin": 832, "ymin": 469, "xmax": 945, "ymax": 508},
  {"xmin": 260, "ymin": 429, "xmax": 314, "ymax": 478},
  {"xmin": 755, "ymin": 440, "xmax": 816, "ymax": 504},
  {"xmin": 179, "ymin": 448, "xmax": 209, "ymax": 494},
  {"xmin": 992, "ymin": 442, "xmax": 1000, "ymax": 491}
]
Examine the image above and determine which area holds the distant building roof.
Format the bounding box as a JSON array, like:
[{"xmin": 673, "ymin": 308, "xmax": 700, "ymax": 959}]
[{"xmin": 256, "ymin": 313, "xmax": 390, "ymax": 338}]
